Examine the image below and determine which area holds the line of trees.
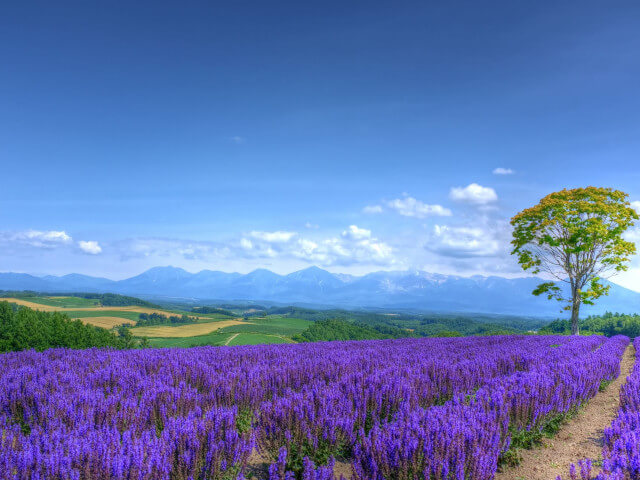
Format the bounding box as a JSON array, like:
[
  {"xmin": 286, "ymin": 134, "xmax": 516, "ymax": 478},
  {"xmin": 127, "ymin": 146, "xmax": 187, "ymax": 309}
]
[
  {"xmin": 540, "ymin": 312, "xmax": 640, "ymax": 338},
  {"xmin": 137, "ymin": 312, "xmax": 196, "ymax": 327},
  {"xmin": 293, "ymin": 319, "xmax": 411, "ymax": 342},
  {"xmin": 0, "ymin": 302, "xmax": 140, "ymax": 352}
]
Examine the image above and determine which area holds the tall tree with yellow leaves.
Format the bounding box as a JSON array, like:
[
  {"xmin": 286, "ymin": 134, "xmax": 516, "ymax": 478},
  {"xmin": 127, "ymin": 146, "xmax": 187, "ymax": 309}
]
[{"xmin": 511, "ymin": 187, "xmax": 638, "ymax": 335}]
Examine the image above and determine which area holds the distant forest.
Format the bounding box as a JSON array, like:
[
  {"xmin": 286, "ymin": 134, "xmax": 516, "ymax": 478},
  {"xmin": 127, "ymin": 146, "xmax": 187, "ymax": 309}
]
[
  {"xmin": 0, "ymin": 302, "xmax": 140, "ymax": 352},
  {"xmin": 191, "ymin": 306, "xmax": 235, "ymax": 316},
  {"xmin": 244, "ymin": 306, "xmax": 541, "ymax": 337},
  {"xmin": 540, "ymin": 312, "xmax": 640, "ymax": 338}
]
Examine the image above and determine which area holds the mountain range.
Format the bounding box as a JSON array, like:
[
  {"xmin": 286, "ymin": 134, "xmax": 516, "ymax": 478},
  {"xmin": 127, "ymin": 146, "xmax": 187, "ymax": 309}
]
[{"xmin": 1, "ymin": 266, "xmax": 639, "ymax": 317}]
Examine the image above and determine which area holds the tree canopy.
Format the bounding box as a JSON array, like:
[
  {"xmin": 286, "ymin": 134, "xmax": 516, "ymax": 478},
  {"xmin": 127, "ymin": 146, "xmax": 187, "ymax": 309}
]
[
  {"xmin": 511, "ymin": 187, "xmax": 638, "ymax": 334},
  {"xmin": 0, "ymin": 301, "xmax": 139, "ymax": 352}
]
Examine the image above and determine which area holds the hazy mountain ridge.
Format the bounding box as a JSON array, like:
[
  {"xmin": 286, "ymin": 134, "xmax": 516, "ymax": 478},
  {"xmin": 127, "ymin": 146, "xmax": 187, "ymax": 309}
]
[{"xmin": 1, "ymin": 266, "xmax": 638, "ymax": 317}]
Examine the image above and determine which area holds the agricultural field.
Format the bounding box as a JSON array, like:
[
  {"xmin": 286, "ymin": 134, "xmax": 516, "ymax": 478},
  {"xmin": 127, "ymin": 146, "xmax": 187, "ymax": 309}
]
[
  {"xmin": 1, "ymin": 294, "xmax": 311, "ymax": 347},
  {"xmin": 0, "ymin": 335, "xmax": 628, "ymax": 479},
  {"xmin": 130, "ymin": 319, "xmax": 249, "ymax": 338}
]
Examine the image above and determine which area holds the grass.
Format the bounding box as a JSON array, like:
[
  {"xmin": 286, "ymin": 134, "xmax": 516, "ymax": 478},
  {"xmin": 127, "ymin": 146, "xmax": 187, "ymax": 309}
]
[
  {"xmin": 19, "ymin": 296, "xmax": 100, "ymax": 308},
  {"xmin": 218, "ymin": 315, "xmax": 312, "ymax": 336},
  {"xmin": 64, "ymin": 310, "xmax": 141, "ymax": 321},
  {"xmin": 147, "ymin": 331, "xmax": 294, "ymax": 348},
  {"xmin": 148, "ymin": 332, "xmax": 233, "ymax": 348},
  {"xmin": 227, "ymin": 333, "xmax": 294, "ymax": 346},
  {"xmin": 498, "ymin": 407, "xmax": 581, "ymax": 467}
]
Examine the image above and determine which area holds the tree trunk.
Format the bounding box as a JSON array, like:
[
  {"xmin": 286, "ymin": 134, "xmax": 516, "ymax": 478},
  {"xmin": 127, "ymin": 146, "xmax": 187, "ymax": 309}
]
[{"xmin": 570, "ymin": 289, "xmax": 581, "ymax": 335}]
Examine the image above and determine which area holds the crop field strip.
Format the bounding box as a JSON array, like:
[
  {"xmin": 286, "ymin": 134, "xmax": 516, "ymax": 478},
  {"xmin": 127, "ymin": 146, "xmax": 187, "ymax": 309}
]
[
  {"xmin": 147, "ymin": 331, "xmax": 233, "ymax": 348},
  {"xmin": 0, "ymin": 335, "xmax": 628, "ymax": 479},
  {"xmin": 226, "ymin": 332, "xmax": 294, "ymax": 346},
  {"xmin": 1, "ymin": 297, "xmax": 215, "ymax": 319},
  {"xmin": 130, "ymin": 319, "xmax": 251, "ymax": 338},
  {"xmin": 77, "ymin": 316, "xmax": 137, "ymax": 328}
]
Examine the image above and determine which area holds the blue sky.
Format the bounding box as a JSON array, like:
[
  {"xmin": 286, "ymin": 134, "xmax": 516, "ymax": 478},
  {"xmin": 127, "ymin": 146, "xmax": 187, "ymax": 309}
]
[{"xmin": 2, "ymin": 1, "xmax": 640, "ymax": 290}]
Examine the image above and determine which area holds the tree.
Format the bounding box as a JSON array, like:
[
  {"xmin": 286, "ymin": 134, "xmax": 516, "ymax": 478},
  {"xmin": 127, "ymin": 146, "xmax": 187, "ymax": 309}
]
[{"xmin": 511, "ymin": 187, "xmax": 638, "ymax": 335}]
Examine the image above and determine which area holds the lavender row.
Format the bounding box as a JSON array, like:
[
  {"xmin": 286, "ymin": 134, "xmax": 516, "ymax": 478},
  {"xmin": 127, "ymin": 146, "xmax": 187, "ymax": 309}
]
[
  {"xmin": 0, "ymin": 335, "xmax": 627, "ymax": 479},
  {"xmin": 352, "ymin": 335, "xmax": 628, "ymax": 480}
]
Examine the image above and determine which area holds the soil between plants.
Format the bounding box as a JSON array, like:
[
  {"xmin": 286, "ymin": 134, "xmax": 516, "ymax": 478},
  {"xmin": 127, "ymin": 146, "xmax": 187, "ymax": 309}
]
[{"xmin": 495, "ymin": 344, "xmax": 636, "ymax": 480}]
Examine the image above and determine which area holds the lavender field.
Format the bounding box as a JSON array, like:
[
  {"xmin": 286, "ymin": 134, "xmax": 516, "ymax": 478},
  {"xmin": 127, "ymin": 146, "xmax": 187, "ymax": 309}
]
[{"xmin": 0, "ymin": 335, "xmax": 628, "ymax": 480}]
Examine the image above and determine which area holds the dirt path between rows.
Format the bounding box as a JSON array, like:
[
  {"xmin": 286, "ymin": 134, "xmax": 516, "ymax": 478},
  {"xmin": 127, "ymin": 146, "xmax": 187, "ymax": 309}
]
[
  {"xmin": 495, "ymin": 344, "xmax": 636, "ymax": 480},
  {"xmin": 224, "ymin": 333, "xmax": 239, "ymax": 346}
]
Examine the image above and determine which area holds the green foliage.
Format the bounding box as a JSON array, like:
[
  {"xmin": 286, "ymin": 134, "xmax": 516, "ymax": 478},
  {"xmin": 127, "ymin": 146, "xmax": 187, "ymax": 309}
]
[
  {"xmin": 498, "ymin": 407, "xmax": 579, "ymax": 467},
  {"xmin": 137, "ymin": 312, "xmax": 197, "ymax": 327},
  {"xmin": 218, "ymin": 316, "xmax": 312, "ymax": 336},
  {"xmin": 235, "ymin": 409, "xmax": 254, "ymax": 435},
  {"xmin": 435, "ymin": 330, "xmax": 464, "ymax": 337},
  {"xmin": 540, "ymin": 311, "xmax": 640, "ymax": 338},
  {"xmin": 0, "ymin": 301, "xmax": 141, "ymax": 352},
  {"xmin": 293, "ymin": 319, "xmax": 406, "ymax": 342}
]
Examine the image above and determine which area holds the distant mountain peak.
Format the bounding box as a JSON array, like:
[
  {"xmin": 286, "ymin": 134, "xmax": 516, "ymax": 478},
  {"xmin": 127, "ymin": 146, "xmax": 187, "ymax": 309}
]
[
  {"xmin": 0, "ymin": 265, "xmax": 638, "ymax": 317},
  {"xmin": 144, "ymin": 265, "xmax": 189, "ymax": 274}
]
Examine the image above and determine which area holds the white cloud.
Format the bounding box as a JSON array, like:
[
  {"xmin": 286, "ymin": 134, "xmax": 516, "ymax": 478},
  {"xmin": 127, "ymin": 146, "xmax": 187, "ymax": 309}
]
[
  {"xmin": 249, "ymin": 231, "xmax": 297, "ymax": 243},
  {"xmin": 363, "ymin": 205, "xmax": 383, "ymax": 214},
  {"xmin": 78, "ymin": 240, "xmax": 102, "ymax": 255},
  {"xmin": 305, "ymin": 222, "xmax": 319, "ymax": 229},
  {"xmin": 342, "ymin": 225, "xmax": 371, "ymax": 240},
  {"xmin": 11, "ymin": 230, "xmax": 73, "ymax": 248},
  {"xmin": 428, "ymin": 222, "xmax": 508, "ymax": 258},
  {"xmin": 493, "ymin": 167, "xmax": 514, "ymax": 175},
  {"xmin": 238, "ymin": 225, "xmax": 394, "ymax": 267},
  {"xmin": 386, "ymin": 197, "xmax": 452, "ymax": 218},
  {"xmin": 449, "ymin": 183, "xmax": 498, "ymax": 205},
  {"xmin": 631, "ymin": 201, "xmax": 640, "ymax": 214},
  {"xmin": 230, "ymin": 136, "xmax": 246, "ymax": 144},
  {"xmin": 625, "ymin": 228, "xmax": 640, "ymax": 243}
]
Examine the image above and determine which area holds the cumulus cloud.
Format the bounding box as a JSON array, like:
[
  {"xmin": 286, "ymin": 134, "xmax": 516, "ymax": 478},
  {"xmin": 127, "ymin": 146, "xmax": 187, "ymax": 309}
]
[
  {"xmin": 493, "ymin": 167, "xmax": 514, "ymax": 175},
  {"xmin": 78, "ymin": 240, "xmax": 102, "ymax": 255},
  {"xmin": 342, "ymin": 225, "xmax": 371, "ymax": 240},
  {"xmin": 386, "ymin": 197, "xmax": 452, "ymax": 218},
  {"xmin": 239, "ymin": 226, "xmax": 394, "ymax": 267},
  {"xmin": 430, "ymin": 225, "xmax": 499, "ymax": 257},
  {"xmin": 363, "ymin": 205, "xmax": 383, "ymax": 214},
  {"xmin": 631, "ymin": 201, "xmax": 640, "ymax": 214},
  {"xmin": 249, "ymin": 231, "xmax": 297, "ymax": 243},
  {"xmin": 449, "ymin": 183, "xmax": 498, "ymax": 205},
  {"xmin": 427, "ymin": 219, "xmax": 512, "ymax": 259},
  {"xmin": 8, "ymin": 230, "xmax": 73, "ymax": 248}
]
